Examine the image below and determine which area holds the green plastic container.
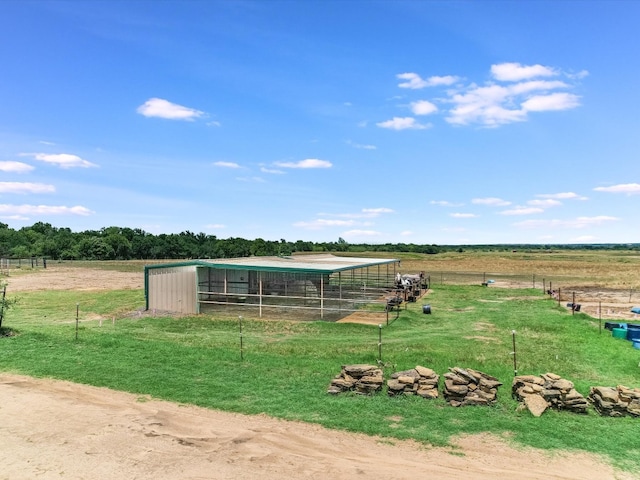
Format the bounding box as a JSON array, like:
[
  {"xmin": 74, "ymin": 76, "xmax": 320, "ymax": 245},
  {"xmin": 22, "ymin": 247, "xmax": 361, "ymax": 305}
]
[{"xmin": 612, "ymin": 327, "xmax": 627, "ymax": 339}]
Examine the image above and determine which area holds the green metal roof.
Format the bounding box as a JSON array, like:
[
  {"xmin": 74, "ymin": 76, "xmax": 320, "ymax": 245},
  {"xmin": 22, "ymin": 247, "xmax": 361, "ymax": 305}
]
[{"xmin": 144, "ymin": 254, "xmax": 399, "ymax": 274}]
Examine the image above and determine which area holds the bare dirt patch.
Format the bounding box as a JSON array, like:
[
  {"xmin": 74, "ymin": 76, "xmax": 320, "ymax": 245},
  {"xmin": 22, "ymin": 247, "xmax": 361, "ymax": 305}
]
[
  {"xmin": 0, "ymin": 374, "xmax": 633, "ymax": 480},
  {"xmin": 3, "ymin": 264, "xmax": 143, "ymax": 292}
]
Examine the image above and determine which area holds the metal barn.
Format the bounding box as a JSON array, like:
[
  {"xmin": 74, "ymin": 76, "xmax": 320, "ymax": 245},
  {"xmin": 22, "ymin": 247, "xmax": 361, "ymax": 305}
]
[{"xmin": 145, "ymin": 254, "xmax": 402, "ymax": 321}]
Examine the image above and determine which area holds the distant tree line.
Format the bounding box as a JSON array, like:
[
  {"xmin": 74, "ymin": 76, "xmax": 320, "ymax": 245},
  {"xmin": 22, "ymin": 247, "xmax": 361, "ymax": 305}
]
[{"xmin": 0, "ymin": 222, "xmax": 637, "ymax": 261}]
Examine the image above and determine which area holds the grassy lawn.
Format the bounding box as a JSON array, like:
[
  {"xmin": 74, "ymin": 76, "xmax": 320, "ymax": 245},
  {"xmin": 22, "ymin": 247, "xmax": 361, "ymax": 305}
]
[{"xmin": 2, "ymin": 282, "xmax": 640, "ymax": 470}]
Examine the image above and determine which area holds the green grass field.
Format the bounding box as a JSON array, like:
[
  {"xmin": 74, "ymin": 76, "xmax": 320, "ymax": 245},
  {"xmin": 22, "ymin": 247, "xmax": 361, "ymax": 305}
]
[{"xmin": 2, "ymin": 281, "xmax": 640, "ymax": 471}]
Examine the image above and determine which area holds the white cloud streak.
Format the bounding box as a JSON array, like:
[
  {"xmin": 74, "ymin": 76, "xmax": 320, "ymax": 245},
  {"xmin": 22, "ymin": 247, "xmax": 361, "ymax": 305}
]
[
  {"xmin": 536, "ymin": 192, "xmax": 588, "ymax": 200},
  {"xmin": 260, "ymin": 166, "xmax": 285, "ymax": 174},
  {"xmin": 346, "ymin": 140, "xmax": 377, "ymax": 150},
  {"xmin": 362, "ymin": 207, "xmax": 394, "ymax": 215},
  {"xmin": 472, "ymin": 197, "xmax": 511, "ymax": 206},
  {"xmin": 521, "ymin": 92, "xmax": 581, "ymax": 111},
  {"xmin": 491, "ymin": 62, "xmax": 556, "ymax": 81},
  {"xmin": 274, "ymin": 159, "xmax": 332, "ymax": 169},
  {"xmin": 594, "ymin": 183, "xmax": 640, "ymax": 194},
  {"xmin": 450, "ymin": 213, "xmax": 478, "ymax": 218},
  {"xmin": 214, "ymin": 161, "xmax": 241, "ymax": 168},
  {"xmin": 0, "ymin": 161, "xmax": 34, "ymax": 173},
  {"xmin": 137, "ymin": 97, "xmax": 205, "ymax": 121},
  {"xmin": 430, "ymin": 200, "xmax": 464, "ymax": 207},
  {"xmin": 397, "ymin": 73, "xmax": 459, "ymax": 89},
  {"xmin": 0, "ymin": 182, "xmax": 55, "ymax": 194},
  {"xmin": 527, "ymin": 199, "xmax": 562, "ymax": 208},
  {"xmin": 376, "ymin": 117, "xmax": 430, "ymax": 130},
  {"xmin": 28, "ymin": 153, "xmax": 97, "ymax": 169},
  {"xmin": 0, "ymin": 204, "xmax": 93, "ymax": 216},
  {"xmin": 500, "ymin": 206, "xmax": 544, "ymax": 216}
]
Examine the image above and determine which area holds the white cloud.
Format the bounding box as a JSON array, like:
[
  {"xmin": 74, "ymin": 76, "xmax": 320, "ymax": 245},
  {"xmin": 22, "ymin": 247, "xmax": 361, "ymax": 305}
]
[
  {"xmin": 0, "ymin": 182, "xmax": 55, "ymax": 194},
  {"xmin": 137, "ymin": 97, "xmax": 205, "ymax": 121},
  {"xmin": 594, "ymin": 183, "xmax": 640, "ymax": 194},
  {"xmin": 499, "ymin": 206, "xmax": 544, "ymax": 216},
  {"xmin": 0, "ymin": 204, "xmax": 93, "ymax": 216},
  {"xmin": 400, "ymin": 230, "xmax": 413, "ymax": 236},
  {"xmin": 207, "ymin": 120, "xmax": 221, "ymax": 127},
  {"xmin": 522, "ymin": 92, "xmax": 581, "ymax": 111},
  {"xmin": 260, "ymin": 166, "xmax": 285, "ymax": 174},
  {"xmin": 509, "ymin": 80, "xmax": 569, "ymax": 95},
  {"xmin": 430, "ymin": 200, "xmax": 464, "ymax": 207},
  {"xmin": 346, "ymin": 140, "xmax": 377, "ymax": 150},
  {"xmin": 491, "ymin": 62, "xmax": 557, "ymax": 82},
  {"xmin": 362, "ymin": 207, "xmax": 394, "ymax": 215},
  {"xmin": 0, "ymin": 161, "xmax": 34, "ymax": 173},
  {"xmin": 318, "ymin": 208, "xmax": 392, "ymax": 220},
  {"xmin": 446, "ymin": 84, "xmax": 527, "ymax": 126},
  {"xmin": 527, "ymin": 199, "xmax": 562, "ymax": 208},
  {"xmin": 214, "ymin": 161, "xmax": 241, "ymax": 168},
  {"xmin": 513, "ymin": 216, "xmax": 619, "ymax": 229},
  {"xmin": 397, "ymin": 73, "xmax": 459, "ymax": 89},
  {"xmin": 274, "ymin": 159, "xmax": 332, "ymax": 169},
  {"xmin": 392, "ymin": 63, "xmax": 583, "ymax": 128},
  {"xmin": 28, "ymin": 153, "xmax": 97, "ymax": 169},
  {"xmin": 450, "ymin": 213, "xmax": 478, "ymax": 218},
  {"xmin": 446, "ymin": 68, "xmax": 580, "ymax": 126},
  {"xmin": 537, "ymin": 192, "xmax": 588, "ymax": 200},
  {"xmin": 411, "ymin": 100, "xmax": 438, "ymax": 115},
  {"xmin": 472, "ymin": 197, "xmax": 511, "ymax": 207},
  {"xmin": 205, "ymin": 224, "xmax": 226, "ymax": 230},
  {"xmin": 377, "ymin": 117, "xmax": 430, "ymax": 130}
]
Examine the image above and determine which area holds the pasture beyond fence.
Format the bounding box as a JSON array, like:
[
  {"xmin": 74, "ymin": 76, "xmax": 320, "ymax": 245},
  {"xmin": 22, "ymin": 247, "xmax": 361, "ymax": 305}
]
[
  {"xmin": 430, "ymin": 270, "xmax": 640, "ymax": 322},
  {"xmin": 0, "ymin": 257, "xmax": 47, "ymax": 275}
]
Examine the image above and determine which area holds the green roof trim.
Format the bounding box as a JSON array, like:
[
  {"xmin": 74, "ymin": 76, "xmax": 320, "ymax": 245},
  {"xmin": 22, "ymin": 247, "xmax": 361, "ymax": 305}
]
[{"xmin": 144, "ymin": 254, "xmax": 399, "ymax": 275}]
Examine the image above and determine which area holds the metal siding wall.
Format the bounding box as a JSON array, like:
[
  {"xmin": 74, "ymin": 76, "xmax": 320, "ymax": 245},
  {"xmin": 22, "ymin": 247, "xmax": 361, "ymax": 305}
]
[{"xmin": 148, "ymin": 266, "xmax": 197, "ymax": 314}]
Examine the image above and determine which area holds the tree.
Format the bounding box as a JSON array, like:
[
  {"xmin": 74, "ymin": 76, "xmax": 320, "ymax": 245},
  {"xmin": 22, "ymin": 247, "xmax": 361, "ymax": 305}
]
[{"xmin": 77, "ymin": 237, "xmax": 115, "ymax": 260}]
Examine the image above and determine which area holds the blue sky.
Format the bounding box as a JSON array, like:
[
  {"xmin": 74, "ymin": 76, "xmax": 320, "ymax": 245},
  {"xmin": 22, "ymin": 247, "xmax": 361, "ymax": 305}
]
[{"xmin": 1, "ymin": 1, "xmax": 639, "ymax": 244}]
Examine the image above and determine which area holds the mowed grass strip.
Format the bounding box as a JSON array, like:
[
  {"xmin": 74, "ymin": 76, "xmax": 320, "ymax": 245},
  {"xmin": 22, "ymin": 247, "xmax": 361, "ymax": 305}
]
[{"xmin": 2, "ymin": 283, "xmax": 640, "ymax": 470}]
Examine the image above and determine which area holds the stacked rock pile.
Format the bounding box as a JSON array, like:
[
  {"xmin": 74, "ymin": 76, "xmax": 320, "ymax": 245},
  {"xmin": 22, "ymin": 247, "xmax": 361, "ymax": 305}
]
[
  {"xmin": 327, "ymin": 364, "xmax": 384, "ymax": 395},
  {"xmin": 589, "ymin": 386, "xmax": 640, "ymax": 417},
  {"xmin": 442, "ymin": 367, "xmax": 503, "ymax": 406},
  {"xmin": 512, "ymin": 373, "xmax": 589, "ymax": 416},
  {"xmin": 387, "ymin": 366, "xmax": 440, "ymax": 398}
]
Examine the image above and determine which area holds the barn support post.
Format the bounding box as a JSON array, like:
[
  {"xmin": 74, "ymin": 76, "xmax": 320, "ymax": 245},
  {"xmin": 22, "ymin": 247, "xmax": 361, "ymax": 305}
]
[
  {"xmin": 338, "ymin": 272, "xmax": 342, "ymax": 316},
  {"xmin": 320, "ymin": 275, "xmax": 324, "ymax": 319},
  {"xmin": 259, "ymin": 271, "xmax": 263, "ymax": 318}
]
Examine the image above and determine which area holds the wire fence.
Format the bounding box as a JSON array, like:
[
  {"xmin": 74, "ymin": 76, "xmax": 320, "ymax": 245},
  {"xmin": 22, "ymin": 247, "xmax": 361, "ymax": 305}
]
[{"xmin": 1, "ymin": 257, "xmax": 48, "ymax": 275}]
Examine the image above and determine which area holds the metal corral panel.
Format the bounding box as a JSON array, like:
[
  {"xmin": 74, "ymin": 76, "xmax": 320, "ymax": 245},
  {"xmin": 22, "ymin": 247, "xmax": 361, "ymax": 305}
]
[{"xmin": 148, "ymin": 265, "xmax": 197, "ymax": 314}]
